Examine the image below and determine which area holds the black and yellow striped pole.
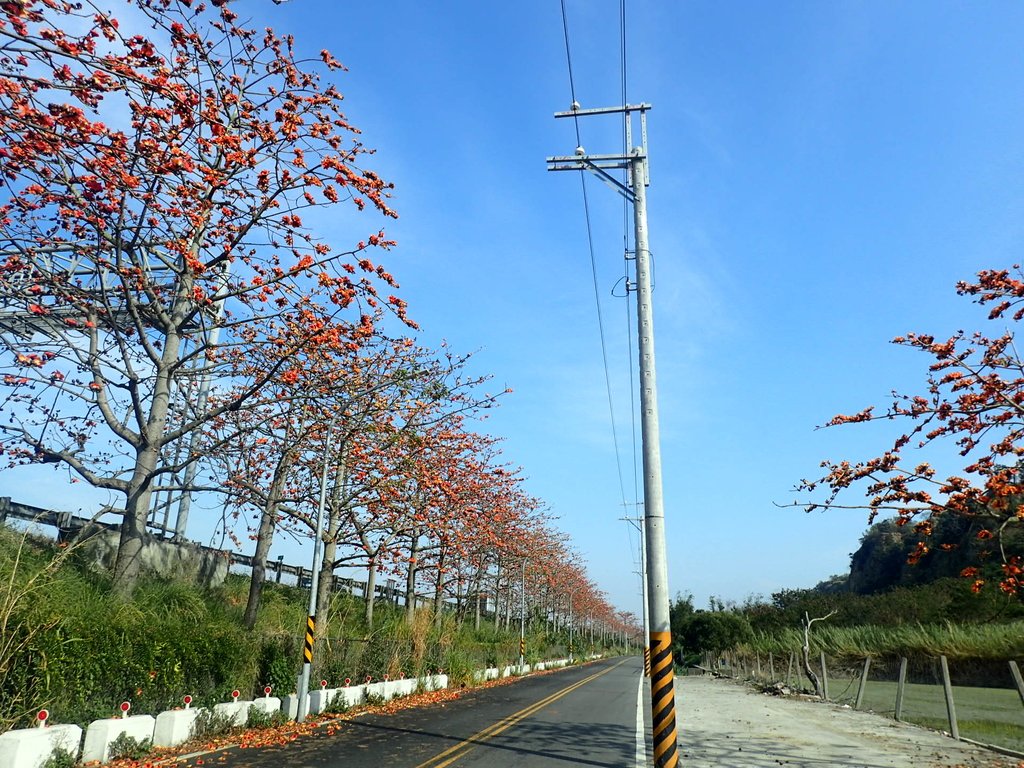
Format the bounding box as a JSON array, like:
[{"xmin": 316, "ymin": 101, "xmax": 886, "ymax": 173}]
[
  {"xmin": 643, "ymin": 646, "xmax": 652, "ymax": 677},
  {"xmin": 303, "ymin": 615, "xmax": 316, "ymax": 663}
]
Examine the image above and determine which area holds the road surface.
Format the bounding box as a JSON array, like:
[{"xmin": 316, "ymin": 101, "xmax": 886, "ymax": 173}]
[{"xmin": 175, "ymin": 658, "xmax": 1019, "ymax": 768}]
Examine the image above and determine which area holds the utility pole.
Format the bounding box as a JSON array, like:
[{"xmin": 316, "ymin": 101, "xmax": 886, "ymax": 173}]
[
  {"xmin": 548, "ymin": 103, "xmax": 678, "ymax": 768},
  {"xmin": 568, "ymin": 591, "xmax": 574, "ymax": 663},
  {"xmin": 295, "ymin": 418, "xmax": 334, "ymax": 722},
  {"xmin": 622, "ymin": 511, "xmax": 651, "ymax": 677},
  {"xmin": 519, "ymin": 557, "xmax": 527, "ymax": 670}
]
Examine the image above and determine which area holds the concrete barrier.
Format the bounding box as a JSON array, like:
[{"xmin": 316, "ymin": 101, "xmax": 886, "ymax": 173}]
[
  {"xmin": 280, "ymin": 694, "xmax": 307, "ymax": 720},
  {"xmin": 212, "ymin": 700, "xmax": 252, "ymax": 727},
  {"xmin": 4, "ymin": 658, "xmax": 585, "ymax": 768},
  {"xmin": 419, "ymin": 674, "xmax": 440, "ymax": 691},
  {"xmin": 471, "ymin": 667, "xmax": 500, "ymax": 682},
  {"xmin": 334, "ymin": 683, "xmax": 365, "ymax": 708},
  {"xmin": 152, "ymin": 708, "xmax": 199, "ymax": 748},
  {"xmin": 308, "ymin": 688, "xmax": 337, "ymax": 715},
  {"xmin": 81, "ymin": 714, "xmax": 156, "ymax": 764},
  {"xmin": 251, "ymin": 697, "xmax": 281, "ymax": 717},
  {"xmin": 0, "ymin": 661, "xmax": 504, "ymax": 768},
  {"xmin": 0, "ymin": 723, "xmax": 82, "ymax": 768},
  {"xmin": 365, "ymin": 681, "xmax": 389, "ymax": 701}
]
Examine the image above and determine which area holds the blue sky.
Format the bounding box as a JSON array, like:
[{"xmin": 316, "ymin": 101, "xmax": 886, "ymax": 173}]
[{"xmin": 8, "ymin": 1, "xmax": 1024, "ymax": 618}]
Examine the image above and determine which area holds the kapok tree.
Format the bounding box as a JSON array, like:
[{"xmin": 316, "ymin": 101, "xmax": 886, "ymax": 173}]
[
  {"xmin": 0, "ymin": 0, "xmax": 406, "ymax": 595},
  {"xmin": 299, "ymin": 346, "xmax": 508, "ymax": 630},
  {"xmin": 797, "ymin": 266, "xmax": 1024, "ymax": 596},
  {"xmin": 204, "ymin": 306, "xmax": 388, "ymax": 628}
]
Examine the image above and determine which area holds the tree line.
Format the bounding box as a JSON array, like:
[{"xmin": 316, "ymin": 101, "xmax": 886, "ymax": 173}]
[{"xmin": 0, "ymin": 0, "xmax": 633, "ymax": 640}]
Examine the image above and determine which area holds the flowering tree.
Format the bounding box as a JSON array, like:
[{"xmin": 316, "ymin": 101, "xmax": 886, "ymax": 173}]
[
  {"xmin": 0, "ymin": 0, "xmax": 406, "ymax": 594},
  {"xmin": 797, "ymin": 266, "xmax": 1024, "ymax": 596}
]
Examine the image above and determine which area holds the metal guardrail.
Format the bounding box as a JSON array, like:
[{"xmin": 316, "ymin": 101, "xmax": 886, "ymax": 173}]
[{"xmin": 0, "ymin": 497, "xmax": 416, "ymax": 602}]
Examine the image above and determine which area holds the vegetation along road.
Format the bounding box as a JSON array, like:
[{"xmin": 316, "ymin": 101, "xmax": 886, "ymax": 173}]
[{"xmin": 172, "ymin": 659, "xmax": 1020, "ymax": 768}]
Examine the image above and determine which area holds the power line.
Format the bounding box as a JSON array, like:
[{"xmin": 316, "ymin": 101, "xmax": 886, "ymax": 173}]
[
  {"xmin": 558, "ymin": 0, "xmax": 629, "ymax": 513},
  {"xmin": 559, "ymin": 0, "xmax": 582, "ymax": 147},
  {"xmin": 618, "ymin": 0, "xmax": 642, "ymax": 511}
]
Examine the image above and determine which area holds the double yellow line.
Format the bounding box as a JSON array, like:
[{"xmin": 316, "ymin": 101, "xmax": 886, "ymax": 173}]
[{"xmin": 414, "ymin": 659, "xmax": 628, "ymax": 768}]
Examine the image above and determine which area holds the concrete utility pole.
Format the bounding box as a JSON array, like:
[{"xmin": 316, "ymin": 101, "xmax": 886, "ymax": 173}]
[
  {"xmin": 622, "ymin": 511, "xmax": 651, "ymax": 677},
  {"xmin": 295, "ymin": 420, "xmax": 334, "ymax": 721},
  {"xmin": 568, "ymin": 591, "xmax": 574, "ymax": 663},
  {"xmin": 519, "ymin": 557, "xmax": 527, "ymax": 669},
  {"xmin": 548, "ymin": 103, "xmax": 678, "ymax": 768}
]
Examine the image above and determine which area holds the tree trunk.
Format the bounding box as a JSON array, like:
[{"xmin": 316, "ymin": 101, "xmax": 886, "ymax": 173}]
[
  {"xmin": 433, "ymin": 548, "xmax": 446, "ymax": 625},
  {"xmin": 405, "ymin": 532, "xmax": 419, "ymax": 624},
  {"xmin": 455, "ymin": 574, "xmax": 465, "ymax": 625},
  {"xmin": 243, "ymin": 500, "xmax": 278, "ymax": 629},
  {"xmin": 112, "ymin": 443, "xmax": 162, "ymax": 596},
  {"xmin": 112, "ymin": 323, "xmax": 183, "ymax": 596},
  {"xmin": 801, "ymin": 611, "xmax": 835, "ymax": 699},
  {"xmin": 365, "ymin": 559, "xmax": 378, "ymax": 629},
  {"xmin": 474, "ymin": 570, "xmax": 482, "ymax": 631},
  {"xmin": 504, "ymin": 580, "xmax": 512, "ymax": 630}
]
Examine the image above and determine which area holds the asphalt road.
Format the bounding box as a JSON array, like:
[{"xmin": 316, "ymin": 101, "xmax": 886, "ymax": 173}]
[{"xmin": 181, "ymin": 657, "xmax": 648, "ymax": 768}]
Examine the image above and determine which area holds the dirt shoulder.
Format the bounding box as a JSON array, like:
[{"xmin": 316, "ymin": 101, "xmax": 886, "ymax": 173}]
[{"xmin": 675, "ymin": 675, "xmax": 1022, "ymax": 768}]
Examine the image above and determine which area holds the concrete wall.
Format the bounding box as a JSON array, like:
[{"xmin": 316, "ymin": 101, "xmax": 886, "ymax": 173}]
[{"xmin": 81, "ymin": 531, "xmax": 228, "ymax": 587}]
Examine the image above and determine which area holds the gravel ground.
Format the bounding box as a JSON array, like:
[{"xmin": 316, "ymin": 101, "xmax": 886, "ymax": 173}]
[{"xmin": 675, "ymin": 675, "xmax": 1022, "ymax": 768}]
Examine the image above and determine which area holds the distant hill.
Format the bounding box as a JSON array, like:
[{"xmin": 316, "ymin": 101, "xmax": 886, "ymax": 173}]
[{"xmin": 845, "ymin": 511, "xmax": 1023, "ymax": 595}]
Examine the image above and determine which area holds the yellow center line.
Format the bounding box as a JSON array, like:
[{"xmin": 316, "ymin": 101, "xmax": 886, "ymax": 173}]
[{"xmin": 414, "ymin": 659, "xmax": 629, "ymax": 768}]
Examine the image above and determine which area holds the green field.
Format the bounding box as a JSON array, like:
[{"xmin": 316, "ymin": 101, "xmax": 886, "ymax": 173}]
[{"xmin": 828, "ymin": 674, "xmax": 1024, "ymax": 753}]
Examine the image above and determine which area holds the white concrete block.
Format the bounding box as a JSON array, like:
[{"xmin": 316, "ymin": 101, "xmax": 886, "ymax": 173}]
[
  {"xmin": 152, "ymin": 708, "xmax": 199, "ymax": 748},
  {"xmin": 280, "ymin": 694, "xmax": 306, "ymax": 720},
  {"xmin": 395, "ymin": 679, "xmax": 417, "ymax": 696},
  {"xmin": 0, "ymin": 724, "xmax": 82, "ymax": 768},
  {"xmin": 534, "ymin": 662, "xmax": 546, "ymax": 670},
  {"xmin": 212, "ymin": 700, "xmax": 251, "ymax": 727},
  {"xmin": 251, "ymin": 697, "xmax": 281, "ymax": 716},
  {"xmin": 434, "ymin": 674, "xmax": 448, "ymax": 690},
  {"xmin": 472, "ymin": 667, "xmax": 501, "ymax": 682},
  {"xmin": 365, "ymin": 681, "xmax": 388, "ymax": 701},
  {"xmin": 419, "ymin": 675, "xmax": 437, "ymax": 691},
  {"xmin": 335, "ymin": 684, "xmax": 365, "ymax": 708},
  {"xmin": 81, "ymin": 715, "xmax": 156, "ymax": 764},
  {"xmin": 308, "ymin": 689, "xmax": 336, "ymax": 715}
]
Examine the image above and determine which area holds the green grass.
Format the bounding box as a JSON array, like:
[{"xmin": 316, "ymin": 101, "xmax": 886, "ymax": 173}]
[
  {"xmin": 812, "ymin": 673, "xmax": 1024, "ymax": 753},
  {"xmin": 728, "ymin": 653, "xmax": 1024, "ymax": 754},
  {"xmin": 746, "ymin": 623, "xmax": 1024, "ymax": 662},
  {"xmin": 0, "ymin": 528, "xmax": 616, "ymax": 731}
]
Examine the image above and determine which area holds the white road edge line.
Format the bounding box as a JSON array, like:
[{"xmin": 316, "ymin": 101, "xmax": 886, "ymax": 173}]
[{"xmin": 635, "ymin": 663, "xmax": 646, "ymax": 768}]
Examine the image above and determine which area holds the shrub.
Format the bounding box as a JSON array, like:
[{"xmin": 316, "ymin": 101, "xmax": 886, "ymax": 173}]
[
  {"xmin": 189, "ymin": 707, "xmax": 237, "ymax": 742},
  {"xmin": 246, "ymin": 704, "xmax": 287, "ymax": 729},
  {"xmin": 108, "ymin": 732, "xmax": 151, "ymax": 761},
  {"xmin": 323, "ymin": 691, "xmax": 349, "ymax": 715},
  {"xmin": 257, "ymin": 636, "xmax": 298, "ymax": 697},
  {"xmin": 41, "ymin": 747, "xmax": 76, "ymax": 768}
]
